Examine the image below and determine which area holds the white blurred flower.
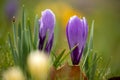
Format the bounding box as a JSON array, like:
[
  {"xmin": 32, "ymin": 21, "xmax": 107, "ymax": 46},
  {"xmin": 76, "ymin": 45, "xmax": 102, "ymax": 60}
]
[
  {"xmin": 27, "ymin": 50, "xmax": 50, "ymax": 80},
  {"xmin": 2, "ymin": 67, "xmax": 25, "ymax": 80}
]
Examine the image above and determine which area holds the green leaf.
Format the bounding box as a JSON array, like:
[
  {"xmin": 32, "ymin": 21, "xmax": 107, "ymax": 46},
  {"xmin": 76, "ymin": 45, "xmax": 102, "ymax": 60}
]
[
  {"xmin": 82, "ymin": 20, "xmax": 94, "ymax": 69},
  {"xmin": 27, "ymin": 19, "xmax": 33, "ymax": 50},
  {"xmin": 18, "ymin": 22, "xmax": 21, "ymax": 40},
  {"xmin": 12, "ymin": 22, "xmax": 18, "ymax": 52},
  {"xmin": 89, "ymin": 52, "xmax": 97, "ymax": 80},
  {"xmin": 8, "ymin": 33, "xmax": 18, "ymax": 65},
  {"xmin": 21, "ymin": 30, "xmax": 29, "ymax": 70},
  {"xmin": 53, "ymin": 49, "xmax": 66, "ymax": 68},
  {"xmin": 19, "ymin": 31, "xmax": 24, "ymax": 69},
  {"xmin": 53, "ymin": 44, "xmax": 78, "ymax": 68},
  {"xmin": 57, "ymin": 43, "xmax": 79, "ymax": 66},
  {"xmin": 33, "ymin": 15, "xmax": 39, "ymax": 49},
  {"xmin": 83, "ymin": 43, "xmax": 88, "ymax": 57},
  {"xmin": 88, "ymin": 20, "xmax": 94, "ymax": 50},
  {"xmin": 42, "ymin": 30, "xmax": 49, "ymax": 51},
  {"xmin": 17, "ymin": 37, "xmax": 22, "ymax": 66},
  {"xmin": 50, "ymin": 50, "xmax": 57, "ymax": 62},
  {"xmin": 22, "ymin": 5, "xmax": 25, "ymax": 30},
  {"xmin": 98, "ymin": 58, "xmax": 111, "ymax": 79},
  {"xmin": 17, "ymin": 22, "xmax": 21, "ymax": 56},
  {"xmin": 84, "ymin": 56, "xmax": 89, "ymax": 77}
]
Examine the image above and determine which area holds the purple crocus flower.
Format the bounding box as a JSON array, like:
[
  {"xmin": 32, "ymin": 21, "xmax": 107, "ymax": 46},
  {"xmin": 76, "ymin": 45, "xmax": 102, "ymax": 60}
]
[
  {"xmin": 5, "ymin": 0, "xmax": 18, "ymax": 21},
  {"xmin": 38, "ymin": 9, "xmax": 55, "ymax": 54},
  {"xmin": 66, "ymin": 16, "xmax": 88, "ymax": 65}
]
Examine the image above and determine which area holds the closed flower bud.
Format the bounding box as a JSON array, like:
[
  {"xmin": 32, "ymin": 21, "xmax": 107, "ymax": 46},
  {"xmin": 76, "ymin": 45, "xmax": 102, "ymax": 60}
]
[
  {"xmin": 66, "ymin": 16, "xmax": 88, "ymax": 65},
  {"xmin": 38, "ymin": 9, "xmax": 55, "ymax": 54},
  {"xmin": 5, "ymin": 0, "xmax": 18, "ymax": 21}
]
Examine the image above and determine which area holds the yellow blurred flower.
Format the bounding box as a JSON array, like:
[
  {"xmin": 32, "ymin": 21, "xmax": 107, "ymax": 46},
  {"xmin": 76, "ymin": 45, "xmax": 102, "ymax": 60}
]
[
  {"xmin": 2, "ymin": 67, "xmax": 25, "ymax": 80},
  {"xmin": 35, "ymin": 2, "xmax": 82, "ymax": 28},
  {"xmin": 27, "ymin": 50, "xmax": 50, "ymax": 80}
]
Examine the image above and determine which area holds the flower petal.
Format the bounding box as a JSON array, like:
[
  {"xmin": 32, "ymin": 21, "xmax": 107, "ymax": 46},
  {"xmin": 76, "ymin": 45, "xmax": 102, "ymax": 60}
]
[
  {"xmin": 39, "ymin": 9, "xmax": 55, "ymax": 38},
  {"xmin": 67, "ymin": 16, "xmax": 83, "ymax": 50},
  {"xmin": 38, "ymin": 9, "xmax": 55, "ymax": 54},
  {"xmin": 66, "ymin": 16, "xmax": 88, "ymax": 65}
]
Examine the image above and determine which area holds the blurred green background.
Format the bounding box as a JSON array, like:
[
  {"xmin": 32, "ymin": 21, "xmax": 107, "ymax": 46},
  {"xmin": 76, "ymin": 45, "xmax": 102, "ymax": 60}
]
[{"xmin": 0, "ymin": 0, "xmax": 120, "ymax": 78}]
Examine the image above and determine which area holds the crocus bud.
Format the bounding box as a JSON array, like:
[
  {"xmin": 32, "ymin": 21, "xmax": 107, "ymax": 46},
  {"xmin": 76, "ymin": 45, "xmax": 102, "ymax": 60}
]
[
  {"xmin": 66, "ymin": 16, "xmax": 88, "ymax": 65},
  {"xmin": 38, "ymin": 9, "xmax": 55, "ymax": 54},
  {"xmin": 5, "ymin": 0, "xmax": 18, "ymax": 21},
  {"xmin": 27, "ymin": 50, "xmax": 50, "ymax": 80},
  {"xmin": 2, "ymin": 67, "xmax": 25, "ymax": 80}
]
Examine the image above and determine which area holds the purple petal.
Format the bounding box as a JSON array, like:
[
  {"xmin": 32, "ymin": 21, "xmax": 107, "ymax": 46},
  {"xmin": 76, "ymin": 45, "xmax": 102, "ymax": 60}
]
[
  {"xmin": 82, "ymin": 17, "xmax": 88, "ymax": 46},
  {"xmin": 5, "ymin": 0, "xmax": 18, "ymax": 21},
  {"xmin": 71, "ymin": 46, "xmax": 79, "ymax": 65},
  {"xmin": 39, "ymin": 9, "xmax": 55, "ymax": 39},
  {"xmin": 39, "ymin": 35, "xmax": 46, "ymax": 50},
  {"xmin": 66, "ymin": 16, "xmax": 88, "ymax": 65},
  {"xmin": 45, "ymin": 34, "xmax": 54, "ymax": 53},
  {"xmin": 67, "ymin": 16, "xmax": 83, "ymax": 52},
  {"xmin": 38, "ymin": 9, "xmax": 55, "ymax": 54},
  {"xmin": 71, "ymin": 46, "xmax": 84, "ymax": 65}
]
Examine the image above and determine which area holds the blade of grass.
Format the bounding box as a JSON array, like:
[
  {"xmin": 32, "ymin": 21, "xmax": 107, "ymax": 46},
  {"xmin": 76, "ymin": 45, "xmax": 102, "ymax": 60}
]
[
  {"xmin": 22, "ymin": 5, "xmax": 25, "ymax": 30},
  {"xmin": 12, "ymin": 22, "xmax": 18, "ymax": 53},
  {"xmin": 57, "ymin": 43, "xmax": 79, "ymax": 66},
  {"xmin": 88, "ymin": 20, "xmax": 94, "ymax": 50},
  {"xmin": 53, "ymin": 49, "xmax": 66, "ymax": 68},
  {"xmin": 18, "ymin": 22, "xmax": 21, "ymax": 40},
  {"xmin": 42, "ymin": 30, "xmax": 49, "ymax": 51},
  {"xmin": 21, "ymin": 30, "xmax": 29, "ymax": 70},
  {"xmin": 83, "ymin": 43, "xmax": 88, "ymax": 57},
  {"xmin": 82, "ymin": 20, "xmax": 94, "ymax": 69},
  {"xmin": 89, "ymin": 53, "xmax": 97, "ymax": 80},
  {"xmin": 98, "ymin": 58, "xmax": 111, "ymax": 79},
  {"xmin": 50, "ymin": 51, "xmax": 57, "ymax": 63},
  {"xmin": 27, "ymin": 19, "xmax": 33, "ymax": 50},
  {"xmin": 8, "ymin": 33, "xmax": 18, "ymax": 65},
  {"xmin": 17, "ymin": 22, "xmax": 22, "ymax": 59},
  {"xmin": 33, "ymin": 15, "xmax": 39, "ymax": 49}
]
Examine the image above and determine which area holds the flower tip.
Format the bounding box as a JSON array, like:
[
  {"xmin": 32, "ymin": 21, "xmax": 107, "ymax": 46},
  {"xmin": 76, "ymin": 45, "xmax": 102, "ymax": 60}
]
[
  {"xmin": 70, "ymin": 15, "xmax": 77, "ymax": 20},
  {"xmin": 82, "ymin": 17, "xmax": 86, "ymax": 21},
  {"xmin": 42, "ymin": 9, "xmax": 55, "ymax": 20},
  {"xmin": 44, "ymin": 9, "xmax": 53, "ymax": 13},
  {"xmin": 69, "ymin": 15, "xmax": 80, "ymax": 23},
  {"xmin": 42, "ymin": 9, "xmax": 55, "ymax": 18},
  {"xmin": 82, "ymin": 16, "xmax": 85, "ymax": 19}
]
